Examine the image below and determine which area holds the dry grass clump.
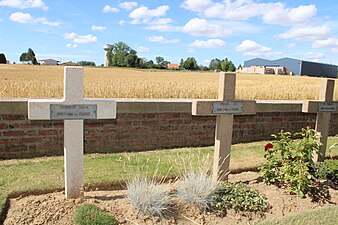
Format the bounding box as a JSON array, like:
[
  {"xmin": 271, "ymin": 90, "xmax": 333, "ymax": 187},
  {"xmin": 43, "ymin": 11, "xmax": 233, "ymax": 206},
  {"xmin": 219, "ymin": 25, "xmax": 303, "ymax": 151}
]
[
  {"xmin": 126, "ymin": 177, "xmax": 172, "ymax": 218},
  {"xmin": 176, "ymin": 171, "xmax": 218, "ymax": 210},
  {"xmin": 0, "ymin": 64, "xmax": 337, "ymax": 100}
]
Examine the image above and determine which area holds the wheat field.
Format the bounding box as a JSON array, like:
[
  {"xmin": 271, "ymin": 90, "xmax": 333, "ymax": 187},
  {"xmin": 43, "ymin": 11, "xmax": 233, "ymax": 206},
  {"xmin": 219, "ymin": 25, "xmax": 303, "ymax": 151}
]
[{"xmin": 0, "ymin": 64, "xmax": 337, "ymax": 100}]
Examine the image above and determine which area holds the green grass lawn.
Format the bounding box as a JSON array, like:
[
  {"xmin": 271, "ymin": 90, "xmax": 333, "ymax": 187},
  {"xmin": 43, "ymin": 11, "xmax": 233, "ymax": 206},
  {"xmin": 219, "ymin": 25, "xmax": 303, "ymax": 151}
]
[
  {"xmin": 258, "ymin": 205, "xmax": 338, "ymax": 225},
  {"xmin": 0, "ymin": 136, "xmax": 337, "ymax": 222}
]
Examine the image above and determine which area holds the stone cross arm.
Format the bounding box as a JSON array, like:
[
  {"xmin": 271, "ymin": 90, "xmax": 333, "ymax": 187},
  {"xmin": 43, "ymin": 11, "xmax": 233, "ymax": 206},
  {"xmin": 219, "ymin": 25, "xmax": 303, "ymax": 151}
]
[
  {"xmin": 192, "ymin": 100, "xmax": 256, "ymax": 116},
  {"xmin": 28, "ymin": 99, "xmax": 116, "ymax": 120},
  {"xmin": 302, "ymin": 100, "xmax": 338, "ymax": 114}
]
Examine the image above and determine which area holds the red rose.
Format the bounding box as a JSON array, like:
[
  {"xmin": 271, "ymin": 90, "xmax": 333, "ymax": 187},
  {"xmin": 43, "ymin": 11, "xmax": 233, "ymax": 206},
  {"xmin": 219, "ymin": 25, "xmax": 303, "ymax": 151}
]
[
  {"xmin": 307, "ymin": 125, "xmax": 312, "ymax": 129},
  {"xmin": 264, "ymin": 143, "xmax": 273, "ymax": 151}
]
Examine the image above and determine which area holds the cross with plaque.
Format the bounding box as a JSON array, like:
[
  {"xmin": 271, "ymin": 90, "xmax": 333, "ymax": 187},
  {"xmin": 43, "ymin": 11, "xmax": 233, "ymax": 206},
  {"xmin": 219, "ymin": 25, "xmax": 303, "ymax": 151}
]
[
  {"xmin": 192, "ymin": 72, "xmax": 256, "ymax": 182},
  {"xmin": 302, "ymin": 79, "xmax": 337, "ymax": 162},
  {"xmin": 28, "ymin": 67, "xmax": 117, "ymax": 198}
]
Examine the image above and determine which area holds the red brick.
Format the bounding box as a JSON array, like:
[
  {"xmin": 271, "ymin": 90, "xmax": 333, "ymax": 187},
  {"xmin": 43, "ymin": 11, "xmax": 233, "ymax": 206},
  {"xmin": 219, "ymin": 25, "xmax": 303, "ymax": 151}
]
[
  {"xmin": 22, "ymin": 137, "xmax": 41, "ymax": 143},
  {"xmin": 0, "ymin": 123, "xmax": 8, "ymax": 129},
  {"xmin": 0, "ymin": 139, "xmax": 7, "ymax": 144},
  {"xmin": 4, "ymin": 131, "xmax": 25, "ymax": 136},
  {"xmin": 39, "ymin": 130, "xmax": 59, "ymax": 136},
  {"xmin": 2, "ymin": 115, "xmax": 26, "ymax": 120}
]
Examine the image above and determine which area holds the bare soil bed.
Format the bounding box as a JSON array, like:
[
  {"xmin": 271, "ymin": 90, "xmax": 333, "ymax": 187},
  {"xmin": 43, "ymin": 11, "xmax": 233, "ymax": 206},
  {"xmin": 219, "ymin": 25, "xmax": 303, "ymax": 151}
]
[{"xmin": 4, "ymin": 172, "xmax": 338, "ymax": 225}]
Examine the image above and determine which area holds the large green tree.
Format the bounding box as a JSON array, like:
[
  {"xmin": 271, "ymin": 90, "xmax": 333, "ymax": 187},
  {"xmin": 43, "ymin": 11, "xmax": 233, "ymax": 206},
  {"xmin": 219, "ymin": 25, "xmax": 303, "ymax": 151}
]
[
  {"xmin": 20, "ymin": 48, "xmax": 38, "ymax": 65},
  {"xmin": 183, "ymin": 57, "xmax": 198, "ymax": 70}
]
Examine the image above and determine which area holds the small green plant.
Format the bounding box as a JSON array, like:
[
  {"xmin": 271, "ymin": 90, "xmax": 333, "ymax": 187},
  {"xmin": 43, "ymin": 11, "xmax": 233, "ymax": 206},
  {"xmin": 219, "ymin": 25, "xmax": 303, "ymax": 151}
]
[
  {"xmin": 259, "ymin": 127, "xmax": 322, "ymax": 197},
  {"xmin": 210, "ymin": 182, "xmax": 269, "ymax": 216},
  {"xmin": 74, "ymin": 204, "xmax": 117, "ymax": 225},
  {"xmin": 127, "ymin": 176, "xmax": 172, "ymax": 218},
  {"xmin": 318, "ymin": 160, "xmax": 338, "ymax": 184},
  {"xmin": 176, "ymin": 171, "xmax": 218, "ymax": 210}
]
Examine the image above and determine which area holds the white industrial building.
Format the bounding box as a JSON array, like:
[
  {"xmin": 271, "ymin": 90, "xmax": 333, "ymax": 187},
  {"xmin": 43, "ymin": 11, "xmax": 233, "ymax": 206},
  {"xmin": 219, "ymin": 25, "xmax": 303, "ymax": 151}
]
[{"xmin": 38, "ymin": 59, "xmax": 59, "ymax": 65}]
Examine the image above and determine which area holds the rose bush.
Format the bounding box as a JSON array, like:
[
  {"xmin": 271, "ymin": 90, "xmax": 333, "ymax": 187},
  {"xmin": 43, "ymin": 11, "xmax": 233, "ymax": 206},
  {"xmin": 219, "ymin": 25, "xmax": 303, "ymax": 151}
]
[{"xmin": 259, "ymin": 127, "xmax": 322, "ymax": 197}]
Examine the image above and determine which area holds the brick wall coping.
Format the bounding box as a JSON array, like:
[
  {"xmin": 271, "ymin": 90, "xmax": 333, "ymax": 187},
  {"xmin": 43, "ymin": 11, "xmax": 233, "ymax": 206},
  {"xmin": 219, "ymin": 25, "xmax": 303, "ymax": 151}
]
[{"xmin": 0, "ymin": 99, "xmax": 326, "ymax": 115}]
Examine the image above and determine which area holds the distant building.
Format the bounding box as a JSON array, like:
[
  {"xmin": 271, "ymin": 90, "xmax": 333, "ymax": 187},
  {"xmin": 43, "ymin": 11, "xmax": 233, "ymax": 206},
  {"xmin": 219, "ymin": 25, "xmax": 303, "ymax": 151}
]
[
  {"xmin": 167, "ymin": 63, "xmax": 180, "ymax": 69},
  {"xmin": 38, "ymin": 59, "xmax": 59, "ymax": 65},
  {"xmin": 243, "ymin": 57, "xmax": 337, "ymax": 78},
  {"xmin": 239, "ymin": 66, "xmax": 289, "ymax": 75},
  {"xmin": 0, "ymin": 53, "xmax": 6, "ymax": 64}
]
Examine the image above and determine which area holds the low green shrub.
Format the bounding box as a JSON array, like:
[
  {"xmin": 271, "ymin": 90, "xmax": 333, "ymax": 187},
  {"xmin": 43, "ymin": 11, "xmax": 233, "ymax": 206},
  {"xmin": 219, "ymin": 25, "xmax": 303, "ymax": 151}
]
[
  {"xmin": 126, "ymin": 177, "xmax": 172, "ymax": 218},
  {"xmin": 176, "ymin": 171, "xmax": 218, "ymax": 210},
  {"xmin": 74, "ymin": 204, "xmax": 117, "ymax": 225},
  {"xmin": 318, "ymin": 160, "xmax": 338, "ymax": 184},
  {"xmin": 210, "ymin": 182, "xmax": 269, "ymax": 216},
  {"xmin": 259, "ymin": 127, "xmax": 321, "ymax": 197}
]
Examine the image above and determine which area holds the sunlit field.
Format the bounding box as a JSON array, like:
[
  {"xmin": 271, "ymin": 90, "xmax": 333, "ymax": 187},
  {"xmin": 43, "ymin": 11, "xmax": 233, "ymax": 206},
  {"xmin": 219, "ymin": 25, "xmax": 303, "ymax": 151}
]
[{"xmin": 0, "ymin": 64, "xmax": 337, "ymax": 100}]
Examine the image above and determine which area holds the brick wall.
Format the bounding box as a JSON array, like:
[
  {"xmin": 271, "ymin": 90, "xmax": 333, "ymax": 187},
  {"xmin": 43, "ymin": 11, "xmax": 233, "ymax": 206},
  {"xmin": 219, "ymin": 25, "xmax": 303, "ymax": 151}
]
[{"xmin": 0, "ymin": 100, "xmax": 337, "ymax": 159}]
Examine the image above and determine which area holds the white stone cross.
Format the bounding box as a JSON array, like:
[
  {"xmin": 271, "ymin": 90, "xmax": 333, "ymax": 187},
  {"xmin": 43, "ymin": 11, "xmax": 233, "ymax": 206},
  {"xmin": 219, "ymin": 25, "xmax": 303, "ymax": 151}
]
[
  {"xmin": 28, "ymin": 67, "xmax": 116, "ymax": 198},
  {"xmin": 192, "ymin": 72, "xmax": 256, "ymax": 182},
  {"xmin": 302, "ymin": 79, "xmax": 337, "ymax": 162}
]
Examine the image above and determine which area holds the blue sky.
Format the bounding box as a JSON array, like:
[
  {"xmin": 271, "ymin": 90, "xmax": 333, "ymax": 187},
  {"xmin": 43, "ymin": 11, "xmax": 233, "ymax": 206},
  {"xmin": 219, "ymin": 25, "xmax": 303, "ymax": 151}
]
[{"xmin": 1, "ymin": 0, "xmax": 338, "ymax": 66}]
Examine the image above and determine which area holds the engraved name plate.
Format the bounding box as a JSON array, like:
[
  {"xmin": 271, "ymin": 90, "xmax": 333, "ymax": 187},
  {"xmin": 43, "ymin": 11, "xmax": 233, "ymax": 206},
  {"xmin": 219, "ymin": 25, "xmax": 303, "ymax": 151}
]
[
  {"xmin": 318, "ymin": 102, "xmax": 337, "ymax": 112},
  {"xmin": 212, "ymin": 102, "xmax": 244, "ymax": 114},
  {"xmin": 50, "ymin": 104, "xmax": 97, "ymax": 120}
]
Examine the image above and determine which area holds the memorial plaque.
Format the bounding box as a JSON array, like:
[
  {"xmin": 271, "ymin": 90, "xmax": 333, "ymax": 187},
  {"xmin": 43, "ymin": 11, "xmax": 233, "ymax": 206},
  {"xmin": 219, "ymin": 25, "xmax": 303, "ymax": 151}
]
[
  {"xmin": 50, "ymin": 104, "xmax": 97, "ymax": 119},
  {"xmin": 318, "ymin": 102, "xmax": 337, "ymax": 112},
  {"xmin": 212, "ymin": 101, "xmax": 243, "ymax": 114}
]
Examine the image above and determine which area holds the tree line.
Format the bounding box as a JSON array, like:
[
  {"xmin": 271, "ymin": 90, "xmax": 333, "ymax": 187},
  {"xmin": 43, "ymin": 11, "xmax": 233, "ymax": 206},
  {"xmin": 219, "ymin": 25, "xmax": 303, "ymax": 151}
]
[
  {"xmin": 18, "ymin": 42, "xmax": 237, "ymax": 72},
  {"xmin": 105, "ymin": 41, "xmax": 236, "ymax": 71}
]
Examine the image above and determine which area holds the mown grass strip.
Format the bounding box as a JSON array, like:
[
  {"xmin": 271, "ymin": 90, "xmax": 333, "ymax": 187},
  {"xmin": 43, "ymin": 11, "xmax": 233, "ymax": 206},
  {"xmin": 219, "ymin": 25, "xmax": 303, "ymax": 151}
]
[{"xmin": 257, "ymin": 205, "xmax": 338, "ymax": 225}]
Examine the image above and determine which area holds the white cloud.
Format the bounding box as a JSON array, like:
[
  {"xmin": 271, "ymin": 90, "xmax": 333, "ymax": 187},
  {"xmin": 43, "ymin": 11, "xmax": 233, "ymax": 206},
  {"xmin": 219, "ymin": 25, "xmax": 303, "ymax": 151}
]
[
  {"xmin": 262, "ymin": 4, "xmax": 317, "ymax": 25},
  {"xmin": 66, "ymin": 43, "xmax": 78, "ymax": 48},
  {"xmin": 137, "ymin": 46, "xmax": 149, "ymax": 53},
  {"xmin": 129, "ymin": 5, "xmax": 169, "ymax": 24},
  {"xmin": 181, "ymin": 0, "xmax": 213, "ymax": 12},
  {"xmin": 64, "ymin": 32, "xmax": 97, "ymax": 44},
  {"xmin": 181, "ymin": 0, "xmax": 317, "ymax": 26},
  {"xmin": 103, "ymin": 5, "xmax": 120, "ymax": 13},
  {"xmin": 287, "ymin": 43, "xmax": 296, "ymax": 49},
  {"xmin": 236, "ymin": 40, "xmax": 281, "ymax": 56},
  {"xmin": 118, "ymin": 1, "xmax": 138, "ymax": 11},
  {"xmin": 279, "ymin": 26, "xmax": 330, "ymax": 41},
  {"xmin": 119, "ymin": 20, "xmax": 126, "ymax": 26},
  {"xmin": 190, "ymin": 39, "xmax": 225, "ymax": 48},
  {"xmin": 313, "ymin": 38, "xmax": 338, "ymax": 48},
  {"xmin": 9, "ymin": 12, "xmax": 59, "ymax": 26},
  {"xmin": 148, "ymin": 36, "xmax": 180, "ymax": 44},
  {"xmin": 92, "ymin": 25, "xmax": 106, "ymax": 31},
  {"xmin": 0, "ymin": 0, "xmax": 48, "ymax": 10},
  {"xmin": 303, "ymin": 52, "xmax": 324, "ymax": 62},
  {"xmin": 183, "ymin": 18, "xmax": 232, "ymax": 38}
]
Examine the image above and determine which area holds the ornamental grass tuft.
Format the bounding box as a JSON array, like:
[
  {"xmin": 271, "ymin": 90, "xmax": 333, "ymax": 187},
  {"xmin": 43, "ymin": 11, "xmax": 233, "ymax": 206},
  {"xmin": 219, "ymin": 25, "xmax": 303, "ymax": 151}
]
[
  {"xmin": 126, "ymin": 176, "xmax": 172, "ymax": 218},
  {"xmin": 176, "ymin": 170, "xmax": 218, "ymax": 210}
]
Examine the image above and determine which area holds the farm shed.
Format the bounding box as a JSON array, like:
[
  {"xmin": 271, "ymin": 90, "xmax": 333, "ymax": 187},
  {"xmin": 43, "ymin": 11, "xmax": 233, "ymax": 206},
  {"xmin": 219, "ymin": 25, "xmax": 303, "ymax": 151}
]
[
  {"xmin": 38, "ymin": 59, "xmax": 59, "ymax": 65},
  {"xmin": 244, "ymin": 57, "xmax": 337, "ymax": 78}
]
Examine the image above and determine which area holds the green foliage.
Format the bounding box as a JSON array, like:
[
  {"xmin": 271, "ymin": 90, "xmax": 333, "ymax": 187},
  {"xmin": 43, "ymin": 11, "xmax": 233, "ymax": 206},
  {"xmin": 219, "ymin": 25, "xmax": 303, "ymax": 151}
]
[
  {"xmin": 0, "ymin": 53, "xmax": 6, "ymax": 64},
  {"xmin": 318, "ymin": 160, "xmax": 338, "ymax": 183},
  {"xmin": 176, "ymin": 171, "xmax": 218, "ymax": 210},
  {"xmin": 127, "ymin": 177, "xmax": 172, "ymax": 218},
  {"xmin": 259, "ymin": 128, "xmax": 321, "ymax": 197},
  {"xmin": 209, "ymin": 58, "xmax": 236, "ymax": 72},
  {"xmin": 210, "ymin": 182, "xmax": 269, "ymax": 215},
  {"xmin": 183, "ymin": 57, "xmax": 198, "ymax": 70},
  {"xmin": 19, "ymin": 48, "xmax": 38, "ymax": 64},
  {"xmin": 74, "ymin": 204, "xmax": 117, "ymax": 225},
  {"xmin": 77, "ymin": 61, "xmax": 96, "ymax": 66}
]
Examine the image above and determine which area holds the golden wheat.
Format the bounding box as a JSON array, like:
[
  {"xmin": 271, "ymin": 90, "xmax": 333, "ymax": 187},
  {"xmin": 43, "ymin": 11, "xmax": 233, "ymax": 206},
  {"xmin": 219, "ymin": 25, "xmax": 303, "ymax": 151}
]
[{"xmin": 0, "ymin": 64, "xmax": 337, "ymax": 100}]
